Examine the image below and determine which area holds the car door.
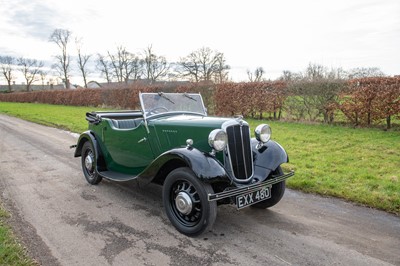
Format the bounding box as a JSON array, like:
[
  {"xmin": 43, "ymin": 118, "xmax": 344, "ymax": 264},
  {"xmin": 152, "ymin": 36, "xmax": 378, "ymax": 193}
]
[{"xmin": 104, "ymin": 120, "xmax": 154, "ymax": 173}]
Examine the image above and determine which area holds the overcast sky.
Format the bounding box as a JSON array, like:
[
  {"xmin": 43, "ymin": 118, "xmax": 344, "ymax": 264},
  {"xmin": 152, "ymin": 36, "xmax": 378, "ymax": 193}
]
[{"xmin": 0, "ymin": 0, "xmax": 399, "ymax": 84}]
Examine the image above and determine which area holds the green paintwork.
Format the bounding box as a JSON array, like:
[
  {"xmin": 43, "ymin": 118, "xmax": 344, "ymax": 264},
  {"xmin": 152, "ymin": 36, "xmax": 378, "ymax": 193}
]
[
  {"xmin": 148, "ymin": 115, "xmax": 231, "ymax": 154},
  {"xmin": 89, "ymin": 114, "xmax": 232, "ymax": 175}
]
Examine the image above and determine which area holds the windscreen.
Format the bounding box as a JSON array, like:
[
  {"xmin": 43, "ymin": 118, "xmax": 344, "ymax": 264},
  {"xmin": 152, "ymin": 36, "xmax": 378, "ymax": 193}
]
[{"xmin": 140, "ymin": 93, "xmax": 206, "ymax": 117}]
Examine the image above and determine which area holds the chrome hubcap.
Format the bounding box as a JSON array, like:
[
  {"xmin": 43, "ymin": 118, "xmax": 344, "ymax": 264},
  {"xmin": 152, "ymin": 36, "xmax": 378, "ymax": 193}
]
[
  {"xmin": 175, "ymin": 192, "xmax": 193, "ymax": 215},
  {"xmin": 85, "ymin": 153, "xmax": 94, "ymax": 172}
]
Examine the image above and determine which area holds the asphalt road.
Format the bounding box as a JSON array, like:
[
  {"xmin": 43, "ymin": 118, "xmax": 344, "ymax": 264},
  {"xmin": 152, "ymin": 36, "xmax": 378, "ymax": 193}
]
[{"xmin": 0, "ymin": 114, "xmax": 399, "ymax": 266}]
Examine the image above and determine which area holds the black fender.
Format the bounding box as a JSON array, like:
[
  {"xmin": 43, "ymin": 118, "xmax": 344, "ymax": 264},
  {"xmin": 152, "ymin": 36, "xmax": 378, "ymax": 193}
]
[
  {"xmin": 74, "ymin": 131, "xmax": 107, "ymax": 172},
  {"xmin": 137, "ymin": 147, "xmax": 230, "ymax": 187},
  {"xmin": 251, "ymin": 139, "xmax": 289, "ymax": 181},
  {"xmin": 74, "ymin": 131, "xmax": 98, "ymax": 157}
]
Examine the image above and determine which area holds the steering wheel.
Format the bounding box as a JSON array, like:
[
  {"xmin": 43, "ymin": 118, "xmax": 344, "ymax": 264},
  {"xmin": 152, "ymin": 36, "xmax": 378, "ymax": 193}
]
[{"xmin": 146, "ymin": 106, "xmax": 169, "ymax": 116}]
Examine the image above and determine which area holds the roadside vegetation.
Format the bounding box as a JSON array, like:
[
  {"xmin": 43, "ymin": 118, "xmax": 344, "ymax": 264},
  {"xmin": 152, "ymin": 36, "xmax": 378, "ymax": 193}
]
[
  {"xmin": 0, "ymin": 102, "xmax": 110, "ymax": 133},
  {"xmin": 1, "ymin": 102, "xmax": 399, "ymax": 215},
  {"xmin": 0, "ymin": 203, "xmax": 37, "ymax": 265},
  {"xmin": 247, "ymin": 119, "xmax": 400, "ymax": 214}
]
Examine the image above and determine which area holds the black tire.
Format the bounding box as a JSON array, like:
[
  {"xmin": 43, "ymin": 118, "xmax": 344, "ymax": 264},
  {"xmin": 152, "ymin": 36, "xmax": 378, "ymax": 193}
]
[
  {"xmin": 162, "ymin": 167, "xmax": 217, "ymax": 236},
  {"xmin": 81, "ymin": 141, "xmax": 102, "ymax": 185},
  {"xmin": 251, "ymin": 166, "xmax": 286, "ymax": 209}
]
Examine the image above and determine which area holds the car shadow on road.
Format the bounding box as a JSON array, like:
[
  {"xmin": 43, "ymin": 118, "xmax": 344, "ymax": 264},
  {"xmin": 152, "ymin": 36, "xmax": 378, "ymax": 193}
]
[{"xmin": 90, "ymin": 178, "xmax": 310, "ymax": 239}]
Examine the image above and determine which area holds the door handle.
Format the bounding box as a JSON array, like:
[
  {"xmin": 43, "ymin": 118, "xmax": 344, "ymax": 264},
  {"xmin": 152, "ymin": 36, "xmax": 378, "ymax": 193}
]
[{"xmin": 138, "ymin": 137, "xmax": 147, "ymax": 143}]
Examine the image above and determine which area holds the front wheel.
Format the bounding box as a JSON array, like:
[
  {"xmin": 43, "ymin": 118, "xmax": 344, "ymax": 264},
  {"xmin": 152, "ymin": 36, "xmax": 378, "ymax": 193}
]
[
  {"xmin": 162, "ymin": 167, "xmax": 217, "ymax": 236},
  {"xmin": 251, "ymin": 166, "xmax": 286, "ymax": 209},
  {"xmin": 81, "ymin": 141, "xmax": 102, "ymax": 185}
]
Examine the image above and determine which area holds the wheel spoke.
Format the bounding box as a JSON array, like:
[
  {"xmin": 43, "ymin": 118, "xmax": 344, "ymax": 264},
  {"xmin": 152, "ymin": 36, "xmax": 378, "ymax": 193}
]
[
  {"xmin": 81, "ymin": 142, "xmax": 102, "ymax": 185},
  {"xmin": 192, "ymin": 199, "xmax": 200, "ymax": 204},
  {"xmin": 170, "ymin": 179, "xmax": 204, "ymax": 226}
]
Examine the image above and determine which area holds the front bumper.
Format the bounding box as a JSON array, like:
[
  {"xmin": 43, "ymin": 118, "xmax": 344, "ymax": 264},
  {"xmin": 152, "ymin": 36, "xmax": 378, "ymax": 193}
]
[{"xmin": 207, "ymin": 171, "xmax": 294, "ymax": 201}]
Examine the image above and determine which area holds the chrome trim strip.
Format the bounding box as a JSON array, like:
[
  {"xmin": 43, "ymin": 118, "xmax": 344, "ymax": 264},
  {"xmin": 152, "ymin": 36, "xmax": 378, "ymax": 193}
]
[
  {"xmin": 240, "ymin": 125, "xmax": 248, "ymax": 177},
  {"xmin": 208, "ymin": 171, "xmax": 294, "ymax": 201}
]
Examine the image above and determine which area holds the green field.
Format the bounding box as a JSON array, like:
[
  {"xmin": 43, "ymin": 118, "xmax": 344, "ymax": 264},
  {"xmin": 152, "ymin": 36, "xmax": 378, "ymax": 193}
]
[
  {"xmin": 0, "ymin": 102, "xmax": 399, "ymax": 215},
  {"xmin": 247, "ymin": 119, "xmax": 400, "ymax": 214},
  {"xmin": 0, "ymin": 102, "xmax": 112, "ymax": 133}
]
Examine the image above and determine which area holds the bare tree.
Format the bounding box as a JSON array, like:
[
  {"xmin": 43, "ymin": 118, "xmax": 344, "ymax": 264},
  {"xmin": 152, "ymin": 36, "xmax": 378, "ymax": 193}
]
[
  {"xmin": 325, "ymin": 67, "xmax": 348, "ymax": 80},
  {"xmin": 143, "ymin": 45, "xmax": 168, "ymax": 83},
  {"xmin": 177, "ymin": 52, "xmax": 200, "ymax": 82},
  {"xmin": 0, "ymin": 55, "xmax": 16, "ymax": 92},
  {"xmin": 108, "ymin": 48, "xmax": 123, "ymax": 83},
  {"xmin": 247, "ymin": 67, "xmax": 265, "ymax": 82},
  {"xmin": 17, "ymin": 57, "xmax": 44, "ymax": 91},
  {"xmin": 96, "ymin": 54, "xmax": 112, "ymax": 83},
  {"xmin": 305, "ymin": 63, "xmax": 326, "ymax": 81},
  {"xmin": 107, "ymin": 46, "xmax": 143, "ymax": 83},
  {"xmin": 279, "ymin": 70, "xmax": 302, "ymax": 82},
  {"xmin": 49, "ymin": 29, "xmax": 72, "ymax": 89},
  {"xmin": 75, "ymin": 38, "xmax": 91, "ymax": 88},
  {"xmin": 38, "ymin": 70, "xmax": 48, "ymax": 90},
  {"xmin": 177, "ymin": 47, "xmax": 229, "ymax": 83},
  {"xmin": 122, "ymin": 50, "xmax": 142, "ymax": 82},
  {"xmin": 348, "ymin": 67, "xmax": 385, "ymax": 79},
  {"xmin": 212, "ymin": 53, "xmax": 230, "ymax": 83}
]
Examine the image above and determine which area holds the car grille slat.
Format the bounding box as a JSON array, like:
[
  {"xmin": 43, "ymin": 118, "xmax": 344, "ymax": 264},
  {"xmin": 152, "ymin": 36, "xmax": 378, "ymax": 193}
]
[{"xmin": 226, "ymin": 124, "xmax": 253, "ymax": 180}]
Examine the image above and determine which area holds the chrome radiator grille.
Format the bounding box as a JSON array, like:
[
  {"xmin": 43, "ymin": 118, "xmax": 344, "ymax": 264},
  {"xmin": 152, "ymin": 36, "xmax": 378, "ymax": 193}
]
[{"xmin": 226, "ymin": 124, "xmax": 253, "ymax": 181}]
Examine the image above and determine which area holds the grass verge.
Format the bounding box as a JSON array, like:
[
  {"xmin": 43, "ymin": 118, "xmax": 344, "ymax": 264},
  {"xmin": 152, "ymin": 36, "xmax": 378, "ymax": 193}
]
[
  {"xmin": 0, "ymin": 203, "xmax": 37, "ymax": 265},
  {"xmin": 247, "ymin": 119, "xmax": 400, "ymax": 214},
  {"xmin": 0, "ymin": 102, "xmax": 112, "ymax": 133},
  {"xmin": 0, "ymin": 102, "xmax": 399, "ymax": 215}
]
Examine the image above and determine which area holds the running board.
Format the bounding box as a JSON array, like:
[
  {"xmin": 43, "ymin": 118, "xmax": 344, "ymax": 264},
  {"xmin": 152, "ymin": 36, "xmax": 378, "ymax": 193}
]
[{"xmin": 98, "ymin": 170, "xmax": 137, "ymax": 182}]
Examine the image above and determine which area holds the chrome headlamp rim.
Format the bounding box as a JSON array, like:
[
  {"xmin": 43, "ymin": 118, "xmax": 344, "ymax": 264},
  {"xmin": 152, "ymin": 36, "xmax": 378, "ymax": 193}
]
[
  {"xmin": 255, "ymin": 124, "xmax": 271, "ymax": 143},
  {"xmin": 208, "ymin": 129, "xmax": 227, "ymax": 151}
]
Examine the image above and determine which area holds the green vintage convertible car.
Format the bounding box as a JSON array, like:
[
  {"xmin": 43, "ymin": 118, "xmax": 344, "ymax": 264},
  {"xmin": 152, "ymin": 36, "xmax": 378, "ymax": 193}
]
[{"xmin": 73, "ymin": 92, "xmax": 294, "ymax": 236}]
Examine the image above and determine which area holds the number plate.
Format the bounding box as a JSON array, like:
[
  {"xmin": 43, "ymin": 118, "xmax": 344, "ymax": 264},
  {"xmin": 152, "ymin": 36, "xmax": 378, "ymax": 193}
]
[{"xmin": 236, "ymin": 187, "xmax": 271, "ymax": 209}]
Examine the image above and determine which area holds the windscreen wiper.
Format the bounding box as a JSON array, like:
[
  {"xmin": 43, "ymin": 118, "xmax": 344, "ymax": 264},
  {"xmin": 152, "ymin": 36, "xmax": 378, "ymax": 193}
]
[
  {"xmin": 183, "ymin": 92, "xmax": 197, "ymax": 101},
  {"xmin": 158, "ymin": 92, "xmax": 175, "ymax": 104}
]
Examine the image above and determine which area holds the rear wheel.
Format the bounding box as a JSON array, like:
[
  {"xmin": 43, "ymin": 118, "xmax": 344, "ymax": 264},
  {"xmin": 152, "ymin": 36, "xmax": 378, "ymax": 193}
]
[
  {"xmin": 251, "ymin": 166, "xmax": 285, "ymax": 209},
  {"xmin": 81, "ymin": 141, "xmax": 102, "ymax": 185},
  {"xmin": 163, "ymin": 167, "xmax": 217, "ymax": 236}
]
